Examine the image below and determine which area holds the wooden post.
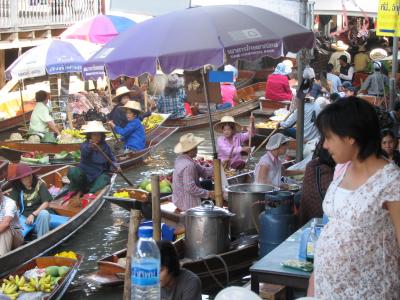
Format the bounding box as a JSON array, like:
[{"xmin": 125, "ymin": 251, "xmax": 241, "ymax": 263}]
[
  {"xmin": 214, "ymin": 159, "xmax": 223, "ymax": 207},
  {"xmin": 144, "ymin": 90, "xmax": 149, "ymax": 112},
  {"xmin": 0, "ymin": 50, "xmax": 5, "ymax": 88},
  {"xmin": 151, "ymin": 174, "xmax": 161, "ymax": 241},
  {"xmin": 123, "ymin": 209, "xmax": 142, "ymax": 300},
  {"xmin": 18, "ymin": 80, "xmax": 27, "ymax": 129}
]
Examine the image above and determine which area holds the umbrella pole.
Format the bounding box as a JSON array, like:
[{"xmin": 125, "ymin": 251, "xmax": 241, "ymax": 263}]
[
  {"xmin": 18, "ymin": 80, "xmax": 27, "ymax": 130},
  {"xmin": 201, "ymin": 67, "xmax": 223, "ymax": 207}
]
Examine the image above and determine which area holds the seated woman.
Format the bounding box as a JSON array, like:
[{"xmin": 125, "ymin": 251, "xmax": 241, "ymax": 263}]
[
  {"xmin": 157, "ymin": 240, "xmax": 202, "ymax": 300},
  {"xmin": 265, "ymin": 63, "xmax": 293, "ymax": 102},
  {"xmin": 8, "ymin": 164, "xmax": 52, "ymax": 238},
  {"xmin": 0, "ymin": 188, "xmax": 21, "ymax": 256},
  {"xmin": 66, "ymin": 121, "xmax": 120, "ymax": 202},
  {"xmin": 218, "ymin": 65, "xmax": 240, "ymax": 110},
  {"xmin": 108, "ymin": 86, "xmax": 131, "ymax": 128},
  {"xmin": 381, "ymin": 129, "xmax": 400, "ymax": 166},
  {"xmin": 254, "ymin": 133, "xmax": 303, "ymax": 186},
  {"xmin": 215, "ymin": 115, "xmax": 255, "ymax": 170},
  {"xmin": 108, "ymin": 101, "xmax": 146, "ymax": 151}
]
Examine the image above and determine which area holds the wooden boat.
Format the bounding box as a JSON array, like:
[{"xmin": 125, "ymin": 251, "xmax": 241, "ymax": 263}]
[
  {"xmin": 163, "ymin": 82, "xmax": 264, "ymax": 131},
  {"xmin": 0, "ymin": 109, "xmax": 34, "ymax": 133},
  {"xmin": 0, "ymin": 126, "xmax": 178, "ymax": 171},
  {"xmin": 0, "ymin": 165, "xmax": 116, "ymax": 277},
  {"xmin": 235, "ymin": 70, "xmax": 255, "ymax": 90},
  {"xmin": 0, "ymin": 255, "xmax": 82, "ymax": 300}
]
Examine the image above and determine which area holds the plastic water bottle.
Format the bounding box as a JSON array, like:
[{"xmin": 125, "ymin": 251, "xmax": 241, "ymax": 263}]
[
  {"xmin": 131, "ymin": 226, "xmax": 160, "ymax": 300},
  {"xmin": 306, "ymin": 219, "xmax": 318, "ymax": 263}
]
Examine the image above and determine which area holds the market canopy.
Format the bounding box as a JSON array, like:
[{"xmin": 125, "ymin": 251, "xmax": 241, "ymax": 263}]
[
  {"xmin": 83, "ymin": 4, "xmax": 315, "ymax": 80},
  {"xmin": 6, "ymin": 39, "xmax": 101, "ymax": 80}
]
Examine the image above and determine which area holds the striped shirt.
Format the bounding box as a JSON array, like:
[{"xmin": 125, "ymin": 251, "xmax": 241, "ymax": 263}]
[
  {"xmin": 172, "ymin": 155, "xmax": 214, "ymax": 211},
  {"xmin": 157, "ymin": 88, "xmax": 186, "ymax": 119}
]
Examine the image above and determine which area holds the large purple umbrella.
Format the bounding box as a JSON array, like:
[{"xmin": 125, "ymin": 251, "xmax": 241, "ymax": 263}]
[{"xmin": 83, "ymin": 5, "xmax": 315, "ymax": 79}]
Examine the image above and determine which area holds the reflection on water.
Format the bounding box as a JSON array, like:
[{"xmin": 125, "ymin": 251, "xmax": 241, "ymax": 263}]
[{"xmin": 27, "ymin": 116, "xmax": 261, "ymax": 299}]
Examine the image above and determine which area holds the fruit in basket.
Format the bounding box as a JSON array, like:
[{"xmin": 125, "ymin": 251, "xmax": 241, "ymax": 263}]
[
  {"xmin": 139, "ymin": 179, "xmax": 150, "ymax": 190},
  {"xmin": 145, "ymin": 183, "xmax": 152, "ymax": 192},
  {"xmin": 58, "ymin": 266, "xmax": 70, "ymax": 277},
  {"xmin": 160, "ymin": 186, "xmax": 172, "ymax": 193},
  {"xmin": 45, "ymin": 266, "xmax": 59, "ymax": 277},
  {"xmin": 54, "ymin": 250, "xmax": 77, "ymax": 260},
  {"xmin": 256, "ymin": 121, "xmax": 277, "ymax": 129},
  {"xmin": 142, "ymin": 114, "xmax": 165, "ymax": 131}
]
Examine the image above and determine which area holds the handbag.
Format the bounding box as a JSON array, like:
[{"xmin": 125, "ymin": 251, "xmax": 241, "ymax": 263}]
[{"xmin": 10, "ymin": 226, "xmax": 24, "ymax": 249}]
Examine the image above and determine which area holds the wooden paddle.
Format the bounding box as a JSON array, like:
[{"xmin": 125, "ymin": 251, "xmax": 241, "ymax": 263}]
[{"xmin": 91, "ymin": 142, "xmax": 134, "ymax": 187}]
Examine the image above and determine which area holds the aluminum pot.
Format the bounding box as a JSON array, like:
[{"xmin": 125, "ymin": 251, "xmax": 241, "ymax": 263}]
[
  {"xmin": 226, "ymin": 184, "xmax": 277, "ymax": 237},
  {"xmin": 183, "ymin": 200, "xmax": 234, "ymax": 259}
]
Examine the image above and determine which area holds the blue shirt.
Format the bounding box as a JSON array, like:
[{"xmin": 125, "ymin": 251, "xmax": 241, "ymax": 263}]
[
  {"xmin": 327, "ymin": 73, "xmax": 342, "ymax": 94},
  {"xmin": 156, "ymin": 88, "xmax": 186, "ymax": 119},
  {"xmin": 114, "ymin": 118, "xmax": 146, "ymax": 151},
  {"xmin": 79, "ymin": 141, "xmax": 116, "ymax": 183}
]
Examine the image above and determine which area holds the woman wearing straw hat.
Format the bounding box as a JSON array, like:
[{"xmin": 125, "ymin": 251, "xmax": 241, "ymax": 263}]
[
  {"xmin": 328, "ymin": 40, "xmax": 351, "ymax": 73},
  {"xmin": 108, "ymin": 100, "xmax": 146, "ymax": 151},
  {"xmin": 8, "ymin": 163, "xmax": 53, "ymax": 238},
  {"xmin": 108, "ymin": 86, "xmax": 132, "ymax": 128},
  {"xmin": 172, "ymin": 133, "xmax": 215, "ymax": 211},
  {"xmin": 254, "ymin": 133, "xmax": 303, "ymax": 186},
  {"xmin": 214, "ymin": 115, "xmax": 255, "ymax": 170},
  {"xmin": 65, "ymin": 121, "xmax": 120, "ymax": 203}
]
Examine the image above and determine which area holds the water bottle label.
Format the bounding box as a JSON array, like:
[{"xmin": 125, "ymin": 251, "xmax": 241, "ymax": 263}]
[
  {"xmin": 132, "ymin": 259, "xmax": 160, "ymax": 286},
  {"xmin": 306, "ymin": 242, "xmax": 314, "ymax": 257}
]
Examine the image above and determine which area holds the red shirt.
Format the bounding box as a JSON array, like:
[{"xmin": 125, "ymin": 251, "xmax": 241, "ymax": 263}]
[{"xmin": 265, "ymin": 74, "xmax": 292, "ymax": 101}]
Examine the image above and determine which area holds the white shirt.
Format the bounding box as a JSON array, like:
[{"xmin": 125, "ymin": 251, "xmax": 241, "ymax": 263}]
[
  {"xmin": 254, "ymin": 151, "xmax": 282, "ymax": 186},
  {"xmin": 0, "ymin": 196, "xmax": 19, "ymax": 228}
]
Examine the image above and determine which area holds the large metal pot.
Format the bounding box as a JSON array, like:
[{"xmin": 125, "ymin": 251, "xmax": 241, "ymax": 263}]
[
  {"xmin": 183, "ymin": 200, "xmax": 234, "ymax": 259},
  {"xmin": 226, "ymin": 184, "xmax": 277, "ymax": 237}
]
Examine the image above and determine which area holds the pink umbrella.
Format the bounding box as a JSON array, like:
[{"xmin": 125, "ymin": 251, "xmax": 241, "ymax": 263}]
[{"xmin": 60, "ymin": 14, "xmax": 136, "ymax": 44}]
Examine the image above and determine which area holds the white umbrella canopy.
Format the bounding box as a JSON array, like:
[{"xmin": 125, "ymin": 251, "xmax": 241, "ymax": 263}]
[{"xmin": 6, "ymin": 39, "xmax": 101, "ymax": 81}]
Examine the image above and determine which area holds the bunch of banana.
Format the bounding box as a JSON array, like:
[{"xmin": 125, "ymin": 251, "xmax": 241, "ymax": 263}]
[
  {"xmin": 142, "ymin": 114, "xmax": 165, "ymax": 131},
  {"xmin": 28, "ymin": 275, "xmax": 55, "ymax": 293},
  {"xmin": 0, "ymin": 282, "xmax": 19, "ymax": 300},
  {"xmin": 255, "ymin": 121, "xmax": 278, "ymax": 129},
  {"xmin": 3, "ymin": 275, "xmax": 25, "ymax": 288},
  {"xmin": 60, "ymin": 129, "xmax": 85, "ymax": 139}
]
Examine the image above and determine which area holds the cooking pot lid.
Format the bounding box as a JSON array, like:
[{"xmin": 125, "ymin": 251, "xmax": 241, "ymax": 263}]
[{"xmin": 185, "ymin": 200, "xmax": 234, "ymax": 217}]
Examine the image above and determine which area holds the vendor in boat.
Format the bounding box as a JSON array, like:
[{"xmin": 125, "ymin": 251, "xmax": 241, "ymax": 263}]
[
  {"xmin": 8, "ymin": 163, "xmax": 52, "ymax": 238},
  {"xmin": 219, "ymin": 64, "xmax": 240, "ymax": 110},
  {"xmin": 172, "ymin": 133, "xmax": 215, "ymax": 211},
  {"xmin": 29, "ymin": 90, "xmax": 61, "ymax": 136},
  {"xmin": 156, "ymin": 73, "xmax": 186, "ymax": 119},
  {"xmin": 157, "ymin": 240, "xmax": 202, "ymax": 300},
  {"xmin": 65, "ymin": 121, "xmax": 120, "ymax": 201},
  {"xmin": 254, "ymin": 133, "xmax": 303, "ymax": 187},
  {"xmin": 108, "ymin": 86, "xmax": 132, "ymax": 128},
  {"xmin": 265, "ymin": 62, "xmax": 293, "ymax": 102},
  {"xmin": 0, "ymin": 186, "xmax": 21, "ymax": 256},
  {"xmin": 215, "ymin": 115, "xmax": 255, "ymax": 170},
  {"xmin": 108, "ymin": 101, "xmax": 146, "ymax": 152}
]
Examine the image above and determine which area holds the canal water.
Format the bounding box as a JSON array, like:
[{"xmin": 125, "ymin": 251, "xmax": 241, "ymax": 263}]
[{"xmin": 2, "ymin": 116, "xmax": 264, "ymax": 299}]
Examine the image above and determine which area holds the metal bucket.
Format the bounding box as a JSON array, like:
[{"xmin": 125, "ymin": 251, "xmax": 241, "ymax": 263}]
[{"xmin": 226, "ymin": 184, "xmax": 277, "ymax": 237}]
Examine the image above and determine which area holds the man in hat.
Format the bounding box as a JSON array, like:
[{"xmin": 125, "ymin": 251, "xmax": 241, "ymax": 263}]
[
  {"xmin": 172, "ymin": 133, "xmax": 214, "ymax": 211},
  {"xmin": 29, "ymin": 90, "xmax": 61, "ymax": 136},
  {"xmin": 157, "ymin": 74, "xmax": 187, "ymax": 119},
  {"xmin": 337, "ymin": 55, "xmax": 354, "ymax": 84},
  {"xmin": 360, "ymin": 61, "xmax": 389, "ymax": 97},
  {"xmin": 329, "ymin": 40, "xmax": 351, "ymax": 73}
]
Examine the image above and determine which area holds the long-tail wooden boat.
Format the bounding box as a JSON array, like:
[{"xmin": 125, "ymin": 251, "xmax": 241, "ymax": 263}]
[
  {"xmin": 0, "ymin": 255, "xmax": 82, "ymax": 300},
  {"xmin": 0, "ymin": 165, "xmax": 116, "ymax": 277},
  {"xmin": 163, "ymin": 82, "xmax": 264, "ymax": 131},
  {"xmin": 0, "ymin": 109, "xmax": 34, "ymax": 133},
  {"xmin": 235, "ymin": 70, "xmax": 255, "ymax": 90},
  {"xmin": 0, "ymin": 126, "xmax": 178, "ymax": 171}
]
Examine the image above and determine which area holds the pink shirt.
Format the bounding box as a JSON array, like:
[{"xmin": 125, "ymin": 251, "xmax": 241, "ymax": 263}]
[
  {"xmin": 172, "ymin": 154, "xmax": 214, "ymax": 211},
  {"xmin": 220, "ymin": 84, "xmax": 237, "ymax": 106},
  {"xmin": 217, "ymin": 132, "xmax": 251, "ymax": 162}
]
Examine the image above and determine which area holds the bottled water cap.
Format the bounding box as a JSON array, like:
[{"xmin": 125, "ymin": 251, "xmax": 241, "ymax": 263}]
[{"xmin": 138, "ymin": 226, "xmax": 153, "ymax": 238}]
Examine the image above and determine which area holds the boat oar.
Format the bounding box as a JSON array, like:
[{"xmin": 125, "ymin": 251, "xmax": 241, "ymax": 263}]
[{"xmin": 91, "ymin": 143, "xmax": 134, "ymax": 187}]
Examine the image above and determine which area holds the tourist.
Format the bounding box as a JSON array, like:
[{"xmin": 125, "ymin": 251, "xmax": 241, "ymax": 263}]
[
  {"xmin": 381, "ymin": 129, "xmax": 400, "ymax": 166},
  {"xmin": 219, "ymin": 64, "xmax": 240, "ymax": 110},
  {"xmin": 337, "ymin": 55, "xmax": 354, "ymax": 84},
  {"xmin": 360, "ymin": 61, "xmax": 389, "ymax": 97},
  {"xmin": 108, "ymin": 86, "xmax": 131, "ymax": 127},
  {"xmin": 8, "ymin": 164, "xmax": 52, "ymax": 238},
  {"xmin": 157, "ymin": 240, "xmax": 202, "ymax": 300},
  {"xmin": 307, "ymin": 97, "xmax": 400, "ymax": 299},
  {"xmin": 172, "ymin": 133, "xmax": 214, "ymax": 211},
  {"xmin": 66, "ymin": 121, "xmax": 119, "ymax": 202},
  {"xmin": 341, "ymin": 81, "xmax": 356, "ymax": 97},
  {"xmin": 328, "ymin": 40, "xmax": 351, "ymax": 73},
  {"xmin": 353, "ymin": 44, "xmax": 370, "ymax": 72},
  {"xmin": 108, "ymin": 101, "xmax": 146, "ymax": 151},
  {"xmin": 298, "ymin": 138, "xmax": 335, "ymax": 226},
  {"xmin": 326, "ymin": 63, "xmax": 342, "ymax": 94},
  {"xmin": 157, "ymin": 74, "xmax": 186, "ymax": 119},
  {"xmin": 278, "ymin": 95, "xmax": 321, "ymax": 141},
  {"xmin": 0, "ymin": 187, "xmax": 21, "ymax": 256},
  {"xmin": 265, "ymin": 62, "xmax": 293, "ymax": 102},
  {"xmin": 215, "ymin": 115, "xmax": 255, "ymax": 170},
  {"xmin": 254, "ymin": 133, "xmax": 303, "ymax": 186},
  {"xmin": 29, "ymin": 90, "xmax": 61, "ymax": 136}
]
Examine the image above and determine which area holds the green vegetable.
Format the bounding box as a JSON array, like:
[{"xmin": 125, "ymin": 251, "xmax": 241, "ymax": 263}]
[{"xmin": 45, "ymin": 266, "xmax": 59, "ymax": 277}]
